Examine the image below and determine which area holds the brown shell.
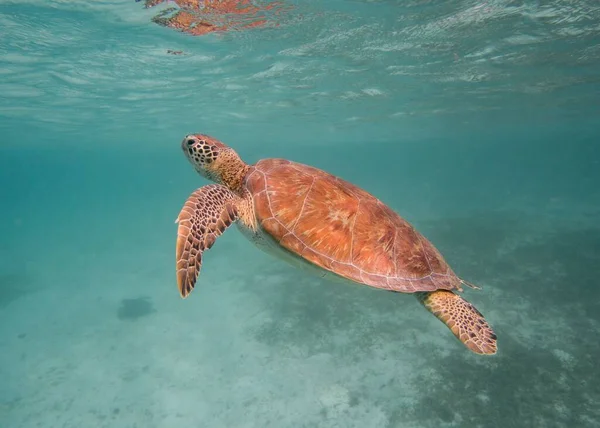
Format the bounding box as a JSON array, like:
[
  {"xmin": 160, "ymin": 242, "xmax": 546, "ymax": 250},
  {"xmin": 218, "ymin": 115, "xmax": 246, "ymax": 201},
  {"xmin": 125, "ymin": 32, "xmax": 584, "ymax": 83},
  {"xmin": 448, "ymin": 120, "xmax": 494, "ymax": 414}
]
[{"xmin": 245, "ymin": 159, "xmax": 462, "ymax": 293}]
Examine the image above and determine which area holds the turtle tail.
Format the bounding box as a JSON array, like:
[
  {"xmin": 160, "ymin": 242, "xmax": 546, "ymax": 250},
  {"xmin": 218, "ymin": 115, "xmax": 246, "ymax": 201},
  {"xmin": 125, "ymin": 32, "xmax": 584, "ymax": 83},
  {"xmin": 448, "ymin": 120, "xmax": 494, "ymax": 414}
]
[{"xmin": 416, "ymin": 290, "xmax": 497, "ymax": 355}]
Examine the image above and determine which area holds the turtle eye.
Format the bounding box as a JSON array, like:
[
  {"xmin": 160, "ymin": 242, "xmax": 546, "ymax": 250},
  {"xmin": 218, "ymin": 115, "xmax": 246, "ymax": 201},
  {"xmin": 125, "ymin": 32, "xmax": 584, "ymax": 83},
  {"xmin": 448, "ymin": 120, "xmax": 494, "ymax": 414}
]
[{"xmin": 186, "ymin": 139, "xmax": 195, "ymax": 147}]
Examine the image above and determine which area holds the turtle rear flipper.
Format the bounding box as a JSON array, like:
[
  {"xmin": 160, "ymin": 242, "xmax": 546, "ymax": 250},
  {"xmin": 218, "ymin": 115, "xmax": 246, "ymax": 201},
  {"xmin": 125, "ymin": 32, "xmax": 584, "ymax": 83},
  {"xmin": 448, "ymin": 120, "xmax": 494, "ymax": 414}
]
[
  {"xmin": 416, "ymin": 290, "xmax": 497, "ymax": 355},
  {"xmin": 176, "ymin": 184, "xmax": 239, "ymax": 298}
]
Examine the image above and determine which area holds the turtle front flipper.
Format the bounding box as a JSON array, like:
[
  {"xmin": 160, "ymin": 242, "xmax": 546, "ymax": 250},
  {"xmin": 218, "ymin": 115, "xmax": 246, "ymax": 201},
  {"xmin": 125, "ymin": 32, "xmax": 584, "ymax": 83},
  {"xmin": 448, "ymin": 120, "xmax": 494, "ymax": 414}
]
[
  {"xmin": 416, "ymin": 290, "xmax": 497, "ymax": 355},
  {"xmin": 175, "ymin": 184, "xmax": 239, "ymax": 298}
]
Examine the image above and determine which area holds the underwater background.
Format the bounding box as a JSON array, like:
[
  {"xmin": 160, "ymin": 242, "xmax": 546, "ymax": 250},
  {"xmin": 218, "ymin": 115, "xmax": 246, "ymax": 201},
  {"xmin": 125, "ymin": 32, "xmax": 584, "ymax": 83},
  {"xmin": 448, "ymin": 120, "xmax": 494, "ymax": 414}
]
[{"xmin": 1, "ymin": 1, "xmax": 599, "ymax": 427}]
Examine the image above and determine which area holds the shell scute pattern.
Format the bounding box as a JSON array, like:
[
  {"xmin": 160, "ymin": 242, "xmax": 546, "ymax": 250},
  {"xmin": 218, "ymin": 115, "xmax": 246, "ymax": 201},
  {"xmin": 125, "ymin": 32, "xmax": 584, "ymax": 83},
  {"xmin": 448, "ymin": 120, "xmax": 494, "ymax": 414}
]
[{"xmin": 246, "ymin": 159, "xmax": 462, "ymax": 293}]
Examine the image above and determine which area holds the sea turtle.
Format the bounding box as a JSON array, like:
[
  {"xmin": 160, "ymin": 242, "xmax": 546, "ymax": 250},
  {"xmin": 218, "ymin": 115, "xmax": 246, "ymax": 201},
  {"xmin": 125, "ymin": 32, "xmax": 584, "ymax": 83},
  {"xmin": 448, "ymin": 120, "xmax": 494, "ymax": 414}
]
[{"xmin": 175, "ymin": 134, "xmax": 497, "ymax": 355}]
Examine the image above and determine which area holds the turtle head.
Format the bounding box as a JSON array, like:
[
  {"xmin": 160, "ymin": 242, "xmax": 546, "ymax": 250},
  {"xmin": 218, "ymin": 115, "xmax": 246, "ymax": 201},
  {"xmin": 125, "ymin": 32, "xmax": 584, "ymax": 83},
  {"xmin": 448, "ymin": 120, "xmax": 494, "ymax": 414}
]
[{"xmin": 181, "ymin": 134, "xmax": 248, "ymax": 191}]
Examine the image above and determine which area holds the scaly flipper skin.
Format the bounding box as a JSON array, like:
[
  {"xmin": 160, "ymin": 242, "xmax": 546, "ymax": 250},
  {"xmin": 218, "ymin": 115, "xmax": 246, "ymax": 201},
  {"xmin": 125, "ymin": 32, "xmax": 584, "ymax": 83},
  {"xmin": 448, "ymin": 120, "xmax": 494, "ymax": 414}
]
[
  {"xmin": 416, "ymin": 290, "xmax": 497, "ymax": 355},
  {"xmin": 175, "ymin": 184, "xmax": 239, "ymax": 298}
]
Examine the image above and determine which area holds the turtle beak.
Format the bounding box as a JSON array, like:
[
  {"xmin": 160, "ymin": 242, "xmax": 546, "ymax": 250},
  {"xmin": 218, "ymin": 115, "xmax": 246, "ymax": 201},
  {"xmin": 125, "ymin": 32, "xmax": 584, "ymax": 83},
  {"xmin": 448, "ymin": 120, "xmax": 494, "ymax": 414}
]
[{"xmin": 182, "ymin": 135, "xmax": 196, "ymax": 151}]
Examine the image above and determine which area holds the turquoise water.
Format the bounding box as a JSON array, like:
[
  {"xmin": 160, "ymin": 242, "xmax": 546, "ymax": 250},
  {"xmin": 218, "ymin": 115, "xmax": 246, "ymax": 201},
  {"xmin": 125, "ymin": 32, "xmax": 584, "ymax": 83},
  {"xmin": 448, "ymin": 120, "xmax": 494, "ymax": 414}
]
[{"xmin": 1, "ymin": 0, "xmax": 600, "ymax": 426}]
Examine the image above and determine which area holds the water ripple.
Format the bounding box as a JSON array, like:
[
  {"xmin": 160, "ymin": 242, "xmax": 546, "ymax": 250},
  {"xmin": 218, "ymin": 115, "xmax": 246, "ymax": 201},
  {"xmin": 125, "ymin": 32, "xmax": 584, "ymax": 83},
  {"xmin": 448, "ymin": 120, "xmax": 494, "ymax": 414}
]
[{"xmin": 0, "ymin": 0, "xmax": 598, "ymax": 143}]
